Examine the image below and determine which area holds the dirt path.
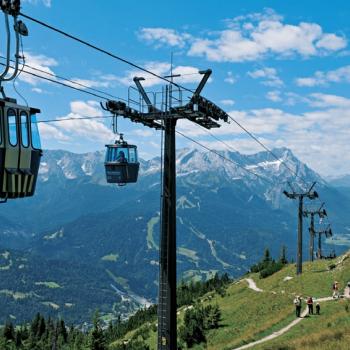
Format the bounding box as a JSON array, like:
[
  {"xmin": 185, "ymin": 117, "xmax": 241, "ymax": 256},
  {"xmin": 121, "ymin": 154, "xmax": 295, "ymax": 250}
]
[
  {"xmin": 244, "ymin": 278, "xmax": 263, "ymax": 292},
  {"xmin": 232, "ymin": 296, "xmax": 334, "ymax": 350}
]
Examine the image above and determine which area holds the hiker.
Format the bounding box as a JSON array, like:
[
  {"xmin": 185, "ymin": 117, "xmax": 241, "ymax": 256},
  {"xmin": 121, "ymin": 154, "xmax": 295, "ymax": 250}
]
[
  {"xmin": 294, "ymin": 295, "xmax": 302, "ymax": 317},
  {"xmin": 316, "ymin": 302, "xmax": 320, "ymax": 315},
  {"xmin": 332, "ymin": 281, "xmax": 340, "ymax": 299},
  {"xmin": 345, "ymin": 281, "xmax": 350, "ymax": 298},
  {"xmin": 307, "ymin": 296, "xmax": 314, "ymax": 315}
]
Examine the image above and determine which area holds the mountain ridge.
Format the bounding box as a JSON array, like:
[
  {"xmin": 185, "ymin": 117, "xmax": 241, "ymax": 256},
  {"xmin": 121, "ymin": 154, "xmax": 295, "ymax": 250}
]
[{"xmin": 0, "ymin": 146, "xmax": 349, "ymax": 324}]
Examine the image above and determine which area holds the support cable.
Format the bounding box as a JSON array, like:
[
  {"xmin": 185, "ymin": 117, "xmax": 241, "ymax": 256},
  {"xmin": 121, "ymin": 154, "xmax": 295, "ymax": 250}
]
[
  {"xmin": 19, "ymin": 12, "xmax": 195, "ymax": 94},
  {"xmin": 0, "ymin": 61, "xmax": 114, "ymax": 100},
  {"xmin": 175, "ymin": 129, "xmax": 274, "ymax": 185},
  {"xmin": 193, "ymin": 123, "xmax": 290, "ymax": 181},
  {"xmin": 17, "ymin": 12, "xmax": 320, "ymax": 192},
  {"xmin": 0, "ymin": 55, "xmax": 123, "ymax": 101},
  {"xmin": 227, "ymin": 114, "xmax": 307, "ymax": 189},
  {"xmin": 33, "ymin": 115, "xmax": 271, "ymax": 185},
  {"xmin": 0, "ymin": 12, "xmax": 319, "ymax": 193},
  {"xmin": 35, "ymin": 115, "xmax": 111, "ymax": 123}
]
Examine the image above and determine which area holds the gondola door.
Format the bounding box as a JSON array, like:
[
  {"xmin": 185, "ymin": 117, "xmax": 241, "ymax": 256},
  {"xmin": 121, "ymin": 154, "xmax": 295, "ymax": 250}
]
[
  {"xmin": 18, "ymin": 110, "xmax": 32, "ymax": 197},
  {"xmin": 0, "ymin": 108, "xmax": 5, "ymax": 200},
  {"xmin": 3, "ymin": 106, "xmax": 20, "ymax": 198},
  {"xmin": 28, "ymin": 111, "xmax": 42, "ymax": 196}
]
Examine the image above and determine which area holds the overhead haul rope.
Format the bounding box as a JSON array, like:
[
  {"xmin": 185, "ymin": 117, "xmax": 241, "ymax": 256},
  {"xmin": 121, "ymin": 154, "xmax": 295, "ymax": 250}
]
[
  {"xmin": 18, "ymin": 12, "xmax": 319, "ymax": 192},
  {"xmin": 0, "ymin": 55, "xmax": 123, "ymax": 101}
]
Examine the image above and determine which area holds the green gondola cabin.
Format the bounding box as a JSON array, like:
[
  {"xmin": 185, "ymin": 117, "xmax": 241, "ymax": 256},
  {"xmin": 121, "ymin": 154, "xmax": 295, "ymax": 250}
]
[{"xmin": 0, "ymin": 97, "xmax": 42, "ymax": 201}]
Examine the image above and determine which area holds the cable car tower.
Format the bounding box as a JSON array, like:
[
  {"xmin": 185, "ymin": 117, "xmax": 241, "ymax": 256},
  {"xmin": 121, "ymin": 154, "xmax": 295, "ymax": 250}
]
[
  {"xmin": 283, "ymin": 182, "xmax": 318, "ymax": 274},
  {"xmin": 303, "ymin": 202, "xmax": 327, "ymax": 261},
  {"xmin": 102, "ymin": 69, "xmax": 229, "ymax": 350},
  {"xmin": 0, "ymin": 0, "xmax": 42, "ymax": 203},
  {"xmin": 314, "ymin": 224, "xmax": 333, "ymax": 259}
]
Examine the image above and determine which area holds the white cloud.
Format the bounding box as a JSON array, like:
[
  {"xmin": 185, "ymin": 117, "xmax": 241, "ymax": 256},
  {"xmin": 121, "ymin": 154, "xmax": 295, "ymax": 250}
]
[
  {"xmin": 138, "ymin": 10, "xmax": 346, "ymax": 63},
  {"xmin": 18, "ymin": 52, "xmax": 58, "ymax": 86},
  {"xmin": 40, "ymin": 101, "xmax": 114, "ymax": 145},
  {"xmin": 308, "ymin": 93, "xmax": 350, "ymax": 108},
  {"xmin": 189, "ymin": 31, "xmax": 264, "ymax": 62},
  {"xmin": 69, "ymin": 100, "xmax": 102, "ymax": 117},
  {"xmin": 248, "ymin": 67, "xmax": 283, "ymax": 87},
  {"xmin": 316, "ymin": 34, "xmax": 347, "ymax": 51},
  {"xmin": 23, "ymin": 0, "xmax": 52, "ymax": 7},
  {"xmin": 17, "ymin": 52, "xmax": 115, "ymax": 91},
  {"xmin": 266, "ymin": 90, "xmax": 282, "ymax": 102},
  {"xmin": 39, "ymin": 123, "xmax": 70, "ymax": 142},
  {"xmin": 177, "ymin": 93, "xmax": 350, "ymax": 175},
  {"xmin": 68, "ymin": 78, "xmax": 112, "ymax": 89},
  {"xmin": 284, "ymin": 92, "xmax": 310, "ymax": 106},
  {"xmin": 32, "ymin": 87, "xmax": 44, "ymax": 94},
  {"xmin": 131, "ymin": 129, "xmax": 154, "ymax": 137},
  {"xmin": 115, "ymin": 62, "xmax": 204, "ymax": 88},
  {"xmin": 295, "ymin": 77, "xmax": 319, "ymax": 87},
  {"xmin": 295, "ymin": 65, "xmax": 350, "ymax": 87},
  {"xmin": 187, "ymin": 9, "xmax": 346, "ymax": 62},
  {"xmin": 220, "ymin": 99, "xmax": 235, "ymax": 106},
  {"xmin": 138, "ymin": 28, "xmax": 191, "ymax": 48},
  {"xmin": 224, "ymin": 71, "xmax": 236, "ymax": 84}
]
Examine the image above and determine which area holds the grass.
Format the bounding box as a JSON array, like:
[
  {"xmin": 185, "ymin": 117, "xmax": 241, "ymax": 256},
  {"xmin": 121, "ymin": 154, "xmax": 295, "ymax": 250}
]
[
  {"xmin": 146, "ymin": 216, "xmax": 159, "ymax": 250},
  {"xmin": 101, "ymin": 253, "xmax": 119, "ymax": 262},
  {"xmin": 207, "ymin": 240, "xmax": 231, "ymax": 269},
  {"xmin": 112, "ymin": 251, "xmax": 350, "ymax": 350},
  {"xmin": 35, "ymin": 281, "xmax": 61, "ymax": 288},
  {"xmin": 42, "ymin": 301, "xmax": 60, "ymax": 310},
  {"xmin": 0, "ymin": 290, "xmax": 33, "ymax": 300},
  {"xmin": 178, "ymin": 247, "xmax": 200, "ymax": 266},
  {"xmin": 254, "ymin": 299, "xmax": 350, "ymax": 350}
]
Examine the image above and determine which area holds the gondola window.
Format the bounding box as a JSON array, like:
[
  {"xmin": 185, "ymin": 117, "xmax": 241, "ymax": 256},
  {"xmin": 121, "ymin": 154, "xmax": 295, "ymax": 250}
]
[
  {"xmin": 7, "ymin": 109, "xmax": 17, "ymax": 146},
  {"xmin": 31, "ymin": 114, "xmax": 41, "ymax": 149},
  {"xmin": 20, "ymin": 111, "xmax": 29, "ymax": 147}
]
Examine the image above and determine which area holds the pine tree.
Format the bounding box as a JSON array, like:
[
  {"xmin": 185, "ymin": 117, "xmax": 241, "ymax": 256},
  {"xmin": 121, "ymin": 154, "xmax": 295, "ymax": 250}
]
[
  {"xmin": 179, "ymin": 305, "xmax": 206, "ymax": 347},
  {"xmin": 205, "ymin": 304, "xmax": 221, "ymax": 329},
  {"xmin": 263, "ymin": 248, "xmax": 271, "ymax": 263},
  {"xmin": 89, "ymin": 311, "xmax": 106, "ymax": 350},
  {"xmin": 30, "ymin": 313, "xmax": 41, "ymax": 339},
  {"xmin": 279, "ymin": 245, "xmax": 288, "ymax": 264},
  {"xmin": 37, "ymin": 316, "xmax": 46, "ymax": 339},
  {"xmin": 58, "ymin": 319, "xmax": 68, "ymax": 343},
  {"xmin": 3, "ymin": 320, "xmax": 15, "ymax": 341}
]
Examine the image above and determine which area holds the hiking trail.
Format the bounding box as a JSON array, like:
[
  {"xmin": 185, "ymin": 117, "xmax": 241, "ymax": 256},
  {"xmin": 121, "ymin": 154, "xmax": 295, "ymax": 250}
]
[
  {"xmin": 232, "ymin": 279, "xmax": 342, "ymax": 350},
  {"xmin": 244, "ymin": 278, "xmax": 263, "ymax": 292}
]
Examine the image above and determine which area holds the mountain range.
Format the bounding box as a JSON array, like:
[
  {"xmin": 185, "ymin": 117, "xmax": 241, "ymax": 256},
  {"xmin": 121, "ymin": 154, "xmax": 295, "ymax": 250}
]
[{"xmin": 1, "ymin": 147, "xmax": 350, "ymax": 324}]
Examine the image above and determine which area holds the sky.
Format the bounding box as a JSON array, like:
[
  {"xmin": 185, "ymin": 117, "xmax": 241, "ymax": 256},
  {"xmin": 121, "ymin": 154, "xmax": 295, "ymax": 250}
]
[{"xmin": 1, "ymin": 0, "xmax": 350, "ymax": 177}]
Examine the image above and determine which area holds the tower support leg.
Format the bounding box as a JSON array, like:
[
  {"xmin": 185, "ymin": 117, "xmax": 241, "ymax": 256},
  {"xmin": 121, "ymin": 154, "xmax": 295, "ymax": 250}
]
[{"xmin": 158, "ymin": 118, "xmax": 177, "ymax": 350}]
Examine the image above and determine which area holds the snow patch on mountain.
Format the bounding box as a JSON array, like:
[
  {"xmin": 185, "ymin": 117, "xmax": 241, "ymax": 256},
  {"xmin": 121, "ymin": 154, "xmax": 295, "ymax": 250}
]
[{"xmin": 36, "ymin": 147, "xmax": 325, "ymax": 210}]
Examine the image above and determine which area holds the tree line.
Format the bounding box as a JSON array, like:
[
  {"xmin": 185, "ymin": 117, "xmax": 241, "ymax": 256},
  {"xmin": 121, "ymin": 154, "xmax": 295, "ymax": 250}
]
[{"xmin": 0, "ymin": 273, "xmax": 232, "ymax": 349}]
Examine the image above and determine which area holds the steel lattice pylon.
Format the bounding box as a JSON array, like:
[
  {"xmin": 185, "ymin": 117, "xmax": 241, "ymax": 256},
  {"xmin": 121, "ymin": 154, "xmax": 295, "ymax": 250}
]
[{"xmin": 102, "ymin": 70, "xmax": 228, "ymax": 350}]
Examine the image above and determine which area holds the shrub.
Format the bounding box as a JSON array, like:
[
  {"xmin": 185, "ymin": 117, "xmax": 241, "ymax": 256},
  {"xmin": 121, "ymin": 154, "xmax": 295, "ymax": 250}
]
[
  {"xmin": 179, "ymin": 303, "xmax": 222, "ymax": 348},
  {"xmin": 328, "ymin": 264, "xmax": 336, "ymax": 270},
  {"xmin": 259, "ymin": 261, "xmax": 284, "ymax": 279}
]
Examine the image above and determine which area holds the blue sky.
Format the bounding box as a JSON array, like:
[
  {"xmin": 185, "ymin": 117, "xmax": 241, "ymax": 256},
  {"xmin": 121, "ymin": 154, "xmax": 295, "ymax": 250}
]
[{"xmin": 1, "ymin": 0, "xmax": 350, "ymax": 176}]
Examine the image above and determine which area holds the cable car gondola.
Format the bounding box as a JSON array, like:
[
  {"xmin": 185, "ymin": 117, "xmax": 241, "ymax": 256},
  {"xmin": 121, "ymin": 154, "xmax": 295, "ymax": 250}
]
[
  {"xmin": 0, "ymin": 97, "xmax": 42, "ymax": 201},
  {"xmin": 105, "ymin": 134, "xmax": 139, "ymax": 185}
]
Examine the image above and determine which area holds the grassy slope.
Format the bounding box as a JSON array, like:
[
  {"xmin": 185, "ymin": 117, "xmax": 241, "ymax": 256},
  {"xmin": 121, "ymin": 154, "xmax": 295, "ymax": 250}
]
[{"xmin": 110, "ymin": 251, "xmax": 350, "ymax": 350}]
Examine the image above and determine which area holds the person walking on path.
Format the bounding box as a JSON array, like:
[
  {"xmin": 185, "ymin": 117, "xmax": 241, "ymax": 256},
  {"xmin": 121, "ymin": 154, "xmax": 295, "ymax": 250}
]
[
  {"xmin": 316, "ymin": 302, "xmax": 320, "ymax": 315},
  {"xmin": 307, "ymin": 296, "xmax": 314, "ymax": 315},
  {"xmin": 294, "ymin": 295, "xmax": 302, "ymax": 317},
  {"xmin": 332, "ymin": 281, "xmax": 340, "ymax": 299}
]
